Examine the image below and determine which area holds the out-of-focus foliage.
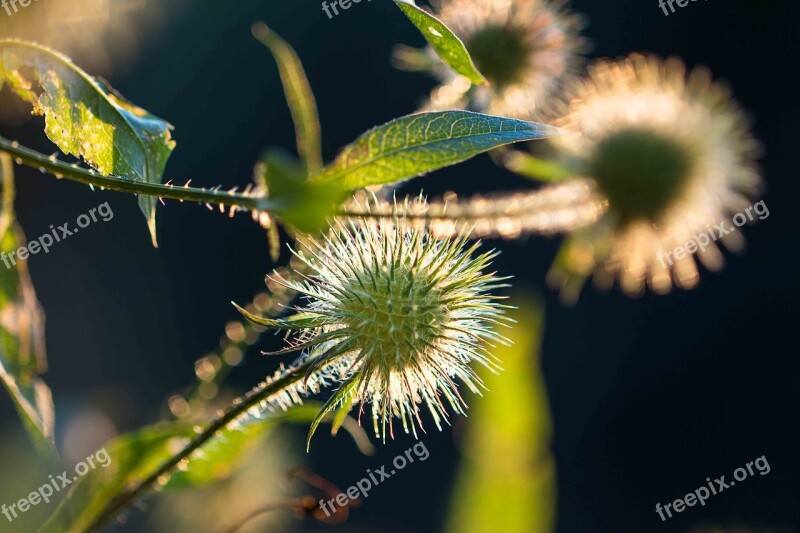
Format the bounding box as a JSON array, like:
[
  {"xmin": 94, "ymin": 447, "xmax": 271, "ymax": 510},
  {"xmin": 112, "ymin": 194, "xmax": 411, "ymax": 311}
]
[
  {"xmin": 40, "ymin": 402, "xmax": 372, "ymax": 532},
  {"xmin": 446, "ymin": 294, "xmax": 556, "ymax": 533},
  {"xmin": 0, "ymin": 154, "xmax": 56, "ymax": 461},
  {"xmin": 0, "ymin": 427, "xmax": 61, "ymax": 532},
  {"xmin": 148, "ymin": 430, "xmax": 297, "ymax": 533}
]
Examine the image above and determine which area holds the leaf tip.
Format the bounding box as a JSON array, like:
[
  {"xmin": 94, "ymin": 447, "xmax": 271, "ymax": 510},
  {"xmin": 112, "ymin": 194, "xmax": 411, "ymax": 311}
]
[
  {"xmin": 251, "ymin": 21, "xmax": 271, "ymax": 41},
  {"xmin": 147, "ymin": 215, "xmax": 158, "ymax": 248}
]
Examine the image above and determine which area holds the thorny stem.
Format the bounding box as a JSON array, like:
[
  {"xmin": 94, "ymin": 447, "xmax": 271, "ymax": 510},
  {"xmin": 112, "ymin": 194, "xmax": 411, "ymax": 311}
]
[
  {"xmin": 0, "ymin": 137, "xmax": 280, "ymax": 212},
  {"xmin": 85, "ymin": 358, "xmax": 315, "ymax": 533}
]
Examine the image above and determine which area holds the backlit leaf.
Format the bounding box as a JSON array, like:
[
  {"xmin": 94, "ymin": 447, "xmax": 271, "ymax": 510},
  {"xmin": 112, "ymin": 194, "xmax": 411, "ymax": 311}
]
[
  {"xmin": 394, "ymin": 0, "xmax": 487, "ymax": 85},
  {"xmin": 0, "ymin": 40, "xmax": 176, "ymax": 246},
  {"xmin": 312, "ymin": 110, "xmax": 560, "ymax": 190}
]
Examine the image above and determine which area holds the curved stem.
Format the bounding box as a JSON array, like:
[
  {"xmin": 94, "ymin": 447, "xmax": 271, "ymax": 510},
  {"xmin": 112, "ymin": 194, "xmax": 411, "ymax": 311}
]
[
  {"xmin": 85, "ymin": 358, "xmax": 315, "ymax": 533},
  {"xmin": 0, "ymin": 136, "xmax": 280, "ymax": 212}
]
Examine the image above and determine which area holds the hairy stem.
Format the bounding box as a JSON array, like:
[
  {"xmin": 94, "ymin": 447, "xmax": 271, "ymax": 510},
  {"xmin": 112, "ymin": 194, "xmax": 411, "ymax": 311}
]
[
  {"xmin": 85, "ymin": 358, "xmax": 314, "ymax": 532},
  {"xmin": 0, "ymin": 137, "xmax": 278, "ymax": 212}
]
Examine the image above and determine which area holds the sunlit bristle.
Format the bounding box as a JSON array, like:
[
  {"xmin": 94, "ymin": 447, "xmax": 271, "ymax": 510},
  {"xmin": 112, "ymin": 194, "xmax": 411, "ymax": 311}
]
[
  {"xmin": 342, "ymin": 184, "xmax": 606, "ymax": 240},
  {"xmin": 255, "ymin": 201, "xmax": 511, "ymax": 441}
]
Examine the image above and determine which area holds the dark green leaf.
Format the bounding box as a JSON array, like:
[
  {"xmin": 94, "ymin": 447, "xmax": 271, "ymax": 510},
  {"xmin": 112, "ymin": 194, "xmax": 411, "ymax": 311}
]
[
  {"xmin": 312, "ymin": 111, "xmax": 560, "ymax": 190},
  {"xmin": 0, "ymin": 40, "xmax": 176, "ymax": 246},
  {"xmin": 394, "ymin": 0, "xmax": 487, "ymax": 85}
]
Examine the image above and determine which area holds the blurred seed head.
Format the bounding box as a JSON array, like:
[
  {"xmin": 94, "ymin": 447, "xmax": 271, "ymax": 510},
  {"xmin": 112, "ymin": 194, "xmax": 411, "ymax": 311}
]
[{"xmin": 547, "ymin": 54, "xmax": 763, "ymax": 299}]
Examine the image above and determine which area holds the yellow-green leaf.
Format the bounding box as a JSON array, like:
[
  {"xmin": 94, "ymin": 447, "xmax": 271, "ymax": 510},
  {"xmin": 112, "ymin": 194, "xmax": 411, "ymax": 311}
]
[
  {"xmin": 446, "ymin": 295, "xmax": 556, "ymax": 533},
  {"xmin": 0, "ymin": 154, "xmax": 57, "ymax": 461},
  {"xmin": 394, "ymin": 0, "xmax": 487, "ymax": 85},
  {"xmin": 312, "ymin": 110, "xmax": 559, "ymax": 190},
  {"xmin": 0, "ymin": 40, "xmax": 176, "ymax": 246}
]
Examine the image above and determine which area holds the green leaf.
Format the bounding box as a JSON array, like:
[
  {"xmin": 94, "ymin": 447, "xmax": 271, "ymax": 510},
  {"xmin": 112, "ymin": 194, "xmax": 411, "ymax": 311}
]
[
  {"xmin": 446, "ymin": 296, "xmax": 556, "ymax": 533},
  {"xmin": 0, "ymin": 40, "xmax": 176, "ymax": 246},
  {"xmin": 306, "ymin": 375, "xmax": 360, "ymax": 451},
  {"xmin": 255, "ymin": 149, "xmax": 344, "ymax": 233},
  {"xmin": 0, "ymin": 154, "xmax": 57, "ymax": 461},
  {"xmin": 252, "ymin": 23, "xmax": 323, "ymax": 175},
  {"xmin": 40, "ymin": 403, "xmax": 370, "ymax": 532},
  {"xmin": 311, "ymin": 111, "xmax": 560, "ymax": 190},
  {"xmin": 394, "ymin": 0, "xmax": 487, "ymax": 85},
  {"xmin": 233, "ymin": 302, "xmax": 325, "ymax": 330}
]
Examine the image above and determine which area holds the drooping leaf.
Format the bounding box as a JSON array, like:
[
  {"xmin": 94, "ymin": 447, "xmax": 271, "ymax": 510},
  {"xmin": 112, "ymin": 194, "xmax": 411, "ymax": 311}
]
[
  {"xmin": 311, "ymin": 111, "xmax": 560, "ymax": 190},
  {"xmin": 446, "ymin": 296, "xmax": 556, "ymax": 533},
  {"xmin": 0, "ymin": 40, "xmax": 176, "ymax": 246},
  {"xmin": 252, "ymin": 22, "xmax": 323, "ymax": 175},
  {"xmin": 394, "ymin": 0, "xmax": 487, "ymax": 85},
  {"xmin": 0, "ymin": 154, "xmax": 57, "ymax": 461},
  {"xmin": 255, "ymin": 149, "xmax": 344, "ymax": 233}
]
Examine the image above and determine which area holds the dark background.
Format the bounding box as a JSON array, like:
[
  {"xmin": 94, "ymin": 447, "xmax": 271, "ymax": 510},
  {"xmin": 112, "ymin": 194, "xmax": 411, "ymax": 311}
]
[{"xmin": 2, "ymin": 0, "xmax": 799, "ymax": 531}]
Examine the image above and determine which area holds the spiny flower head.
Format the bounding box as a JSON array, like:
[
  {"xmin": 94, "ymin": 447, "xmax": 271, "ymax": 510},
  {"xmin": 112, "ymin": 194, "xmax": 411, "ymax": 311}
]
[
  {"xmin": 425, "ymin": 0, "xmax": 587, "ymax": 119},
  {"xmin": 250, "ymin": 212, "xmax": 510, "ymax": 444},
  {"xmin": 546, "ymin": 54, "xmax": 762, "ymax": 299}
]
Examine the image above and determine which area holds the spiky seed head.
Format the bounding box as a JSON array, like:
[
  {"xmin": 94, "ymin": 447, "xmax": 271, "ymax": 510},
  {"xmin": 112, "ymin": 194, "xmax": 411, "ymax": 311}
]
[{"xmin": 262, "ymin": 214, "xmax": 511, "ymax": 444}]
